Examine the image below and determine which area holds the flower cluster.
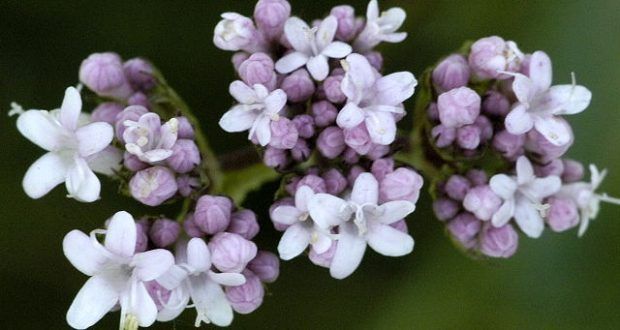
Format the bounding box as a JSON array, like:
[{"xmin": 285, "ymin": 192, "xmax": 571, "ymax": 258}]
[{"xmin": 214, "ymin": 0, "xmax": 416, "ymax": 170}]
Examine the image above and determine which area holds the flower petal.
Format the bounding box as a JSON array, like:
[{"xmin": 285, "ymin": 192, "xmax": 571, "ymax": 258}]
[
  {"xmin": 322, "ymin": 41, "xmax": 353, "ymax": 58},
  {"xmin": 16, "ymin": 110, "xmax": 67, "ymax": 152},
  {"xmin": 275, "ymin": 52, "xmax": 309, "ymax": 74},
  {"xmin": 366, "ymin": 223, "xmax": 414, "ymax": 256},
  {"xmin": 65, "ymin": 157, "xmax": 101, "ymax": 203},
  {"xmin": 86, "ymin": 146, "xmax": 123, "ymax": 176},
  {"xmin": 284, "ymin": 17, "xmax": 312, "ymax": 53},
  {"xmin": 132, "ymin": 249, "xmax": 175, "ymax": 281},
  {"xmin": 351, "ymin": 172, "xmax": 379, "ymax": 205},
  {"xmin": 229, "ymin": 80, "xmax": 257, "ymax": 104},
  {"xmin": 253, "ymin": 115, "xmax": 272, "ymax": 146},
  {"xmin": 523, "ymin": 176, "xmax": 562, "ymax": 201},
  {"xmin": 516, "ymin": 156, "xmax": 535, "ymax": 185},
  {"xmin": 505, "ymin": 104, "xmax": 534, "ymax": 135},
  {"xmin": 374, "ymin": 71, "xmax": 416, "ymax": 106},
  {"xmin": 512, "ymin": 73, "xmax": 536, "ymax": 104},
  {"xmin": 295, "ymin": 185, "xmax": 315, "ymax": 212},
  {"xmin": 277, "ymin": 223, "xmax": 311, "ymax": 260},
  {"xmin": 341, "ymin": 53, "xmax": 376, "ymax": 101},
  {"xmin": 381, "ymin": 32, "xmax": 407, "ymax": 43},
  {"xmin": 209, "ymin": 271, "xmax": 246, "ymax": 286},
  {"xmin": 312, "ymin": 232, "xmax": 333, "ymax": 254},
  {"xmin": 514, "ymin": 197, "xmax": 544, "ymax": 238},
  {"xmin": 316, "ymin": 15, "xmax": 338, "ymax": 50},
  {"xmin": 308, "ymin": 194, "xmax": 351, "ymax": 229},
  {"xmin": 492, "ymin": 200, "xmax": 515, "ymax": 227},
  {"xmin": 157, "ymin": 265, "xmax": 189, "ymax": 291},
  {"xmin": 156, "ymin": 286, "xmax": 190, "ymax": 322},
  {"xmin": 306, "ymin": 55, "xmax": 330, "ymax": 81},
  {"xmin": 543, "ymin": 84, "xmax": 592, "ymax": 115},
  {"xmin": 533, "ymin": 115, "xmax": 572, "ymax": 146},
  {"xmin": 59, "ymin": 87, "xmax": 82, "ymax": 131},
  {"xmin": 272, "ymin": 205, "xmax": 303, "ymax": 225},
  {"xmin": 128, "ymin": 281, "xmax": 159, "ymax": 327},
  {"xmin": 190, "ymin": 275, "xmax": 234, "ymax": 327},
  {"xmin": 490, "ymin": 174, "xmax": 518, "ymax": 200},
  {"xmin": 76, "ymin": 122, "xmax": 114, "ymax": 157},
  {"xmin": 336, "ymin": 103, "xmax": 365, "ymax": 129},
  {"xmin": 63, "ymin": 229, "xmax": 108, "ymax": 276},
  {"xmin": 376, "ymin": 201, "xmax": 415, "ymax": 224},
  {"xmin": 187, "ymin": 238, "xmax": 211, "ymax": 273},
  {"xmin": 263, "ymin": 89, "xmax": 287, "ymax": 116},
  {"xmin": 219, "ymin": 105, "xmax": 259, "ymax": 133},
  {"xmin": 366, "ymin": 0, "xmax": 379, "ymax": 21},
  {"xmin": 104, "ymin": 211, "xmax": 137, "ymax": 258},
  {"xmin": 22, "ymin": 152, "xmax": 70, "ymax": 199},
  {"xmin": 329, "ymin": 222, "xmax": 366, "ymax": 279},
  {"xmin": 528, "ymin": 51, "xmax": 552, "ymax": 91},
  {"xmin": 66, "ymin": 275, "xmax": 119, "ymax": 329},
  {"xmin": 365, "ymin": 111, "xmax": 397, "ymax": 145}
]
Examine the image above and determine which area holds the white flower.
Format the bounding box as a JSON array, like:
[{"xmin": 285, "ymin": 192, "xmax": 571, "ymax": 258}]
[
  {"xmin": 308, "ymin": 173, "xmax": 416, "ymax": 279},
  {"xmin": 556, "ymin": 165, "xmax": 620, "ymax": 236},
  {"xmin": 490, "ymin": 156, "xmax": 562, "ymax": 238},
  {"xmin": 123, "ymin": 112, "xmax": 178, "ymax": 164},
  {"xmin": 353, "ymin": 0, "xmax": 407, "ymax": 52},
  {"xmin": 336, "ymin": 53, "xmax": 416, "ymax": 145},
  {"xmin": 271, "ymin": 185, "xmax": 335, "ymax": 260},
  {"xmin": 15, "ymin": 87, "xmax": 116, "ymax": 202},
  {"xmin": 63, "ymin": 211, "xmax": 174, "ymax": 329},
  {"xmin": 156, "ymin": 238, "xmax": 246, "ymax": 327},
  {"xmin": 275, "ymin": 16, "xmax": 352, "ymax": 81},
  {"xmin": 219, "ymin": 81, "xmax": 287, "ymax": 146},
  {"xmin": 505, "ymin": 51, "xmax": 592, "ymax": 146}
]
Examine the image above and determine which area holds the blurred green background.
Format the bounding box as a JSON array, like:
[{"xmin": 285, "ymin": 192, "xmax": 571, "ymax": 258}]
[{"xmin": 1, "ymin": 0, "xmax": 619, "ymax": 329}]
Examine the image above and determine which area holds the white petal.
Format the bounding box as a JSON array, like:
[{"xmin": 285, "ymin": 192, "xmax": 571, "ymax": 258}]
[
  {"xmin": 308, "ymin": 194, "xmax": 351, "ymax": 229},
  {"xmin": 209, "ymin": 271, "xmax": 246, "ymax": 286},
  {"xmin": 156, "ymin": 286, "xmax": 190, "ymax": 322},
  {"xmin": 366, "ymin": 223, "xmax": 414, "ymax": 256},
  {"xmin": 253, "ymin": 115, "xmax": 272, "ymax": 146},
  {"xmin": 505, "ymin": 104, "xmax": 534, "ymax": 135},
  {"xmin": 272, "ymin": 205, "xmax": 303, "ymax": 225},
  {"xmin": 65, "ymin": 157, "xmax": 101, "ymax": 203},
  {"xmin": 278, "ymin": 223, "xmax": 311, "ymax": 260},
  {"xmin": 187, "ymin": 238, "xmax": 211, "ymax": 273},
  {"xmin": 533, "ymin": 115, "xmax": 572, "ymax": 146},
  {"xmin": 229, "ymin": 80, "xmax": 257, "ymax": 104},
  {"xmin": 523, "ymin": 176, "xmax": 562, "ymax": 201},
  {"xmin": 132, "ymin": 249, "xmax": 175, "ymax": 281},
  {"xmin": 379, "ymin": 8, "xmax": 406, "ymax": 33},
  {"xmin": 374, "ymin": 71, "xmax": 417, "ymax": 106},
  {"xmin": 307, "ymin": 55, "xmax": 330, "ymax": 81},
  {"xmin": 376, "ymin": 201, "xmax": 416, "ymax": 224},
  {"xmin": 76, "ymin": 122, "xmax": 114, "ymax": 157},
  {"xmin": 295, "ymin": 185, "xmax": 315, "ymax": 211},
  {"xmin": 104, "ymin": 211, "xmax": 136, "ymax": 258},
  {"xmin": 128, "ymin": 281, "xmax": 159, "ymax": 327},
  {"xmin": 86, "ymin": 146, "xmax": 122, "ymax": 176},
  {"xmin": 263, "ymin": 89, "xmax": 287, "ymax": 115},
  {"xmin": 16, "ymin": 110, "xmax": 67, "ymax": 152},
  {"xmin": 157, "ymin": 265, "xmax": 189, "ymax": 290},
  {"xmin": 366, "ymin": 0, "xmax": 379, "ymax": 21},
  {"xmin": 284, "ymin": 17, "xmax": 312, "ymax": 53},
  {"xmin": 490, "ymin": 174, "xmax": 518, "ymax": 200},
  {"xmin": 219, "ymin": 105, "xmax": 258, "ymax": 133},
  {"xmin": 516, "ymin": 156, "xmax": 535, "ymax": 185},
  {"xmin": 341, "ymin": 54, "xmax": 376, "ymax": 101},
  {"xmin": 492, "ymin": 199, "xmax": 516, "ymax": 227},
  {"xmin": 316, "ymin": 16, "xmax": 338, "ymax": 50},
  {"xmin": 512, "ymin": 73, "xmax": 537, "ymax": 104},
  {"xmin": 66, "ymin": 275, "xmax": 119, "ymax": 329},
  {"xmin": 544, "ymin": 84, "xmax": 592, "ymax": 115},
  {"xmin": 528, "ymin": 51, "xmax": 552, "ymax": 91},
  {"xmin": 63, "ymin": 230, "xmax": 108, "ymax": 276},
  {"xmin": 329, "ymin": 222, "xmax": 366, "ymax": 279},
  {"xmin": 381, "ymin": 32, "xmax": 407, "ymax": 43},
  {"xmin": 59, "ymin": 87, "xmax": 82, "ymax": 130},
  {"xmin": 312, "ymin": 232, "xmax": 333, "ymax": 254},
  {"xmin": 159, "ymin": 118, "xmax": 179, "ymax": 150},
  {"xmin": 322, "ymin": 41, "xmax": 352, "ymax": 59},
  {"xmin": 351, "ymin": 172, "xmax": 379, "ymax": 205},
  {"xmin": 141, "ymin": 149, "xmax": 174, "ymax": 163},
  {"xmin": 365, "ymin": 111, "xmax": 397, "ymax": 145},
  {"xmin": 275, "ymin": 52, "xmax": 309, "ymax": 74},
  {"xmin": 336, "ymin": 103, "xmax": 365, "ymax": 129},
  {"xmin": 22, "ymin": 152, "xmax": 70, "ymax": 199},
  {"xmin": 514, "ymin": 197, "xmax": 544, "ymax": 238},
  {"xmin": 190, "ymin": 275, "xmax": 234, "ymax": 327}
]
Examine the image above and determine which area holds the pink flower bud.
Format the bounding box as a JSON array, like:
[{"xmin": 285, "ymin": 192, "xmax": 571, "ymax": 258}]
[
  {"xmin": 468, "ymin": 36, "xmax": 522, "ymax": 79},
  {"xmin": 291, "ymin": 139, "xmax": 311, "ymax": 162},
  {"xmin": 149, "ymin": 218, "xmax": 181, "ymax": 248},
  {"xmin": 176, "ymin": 175, "xmax": 200, "ymax": 197},
  {"xmin": 342, "ymin": 147, "xmax": 360, "ymax": 164},
  {"xmin": 456, "ymin": 124, "xmax": 481, "ymax": 150},
  {"xmin": 263, "ymin": 146, "xmax": 290, "ymax": 169},
  {"xmin": 194, "ymin": 195, "xmax": 232, "ymax": 235},
  {"xmin": 91, "ymin": 102, "xmax": 123, "ymax": 124},
  {"xmin": 391, "ymin": 219, "xmax": 409, "ymax": 233},
  {"xmin": 308, "ymin": 242, "xmax": 337, "ymax": 268},
  {"xmin": 254, "ymin": 0, "xmax": 291, "ymax": 40},
  {"xmin": 379, "ymin": 168, "xmax": 424, "ymax": 203},
  {"xmin": 145, "ymin": 280, "xmax": 172, "ymax": 311},
  {"xmin": 546, "ymin": 197, "xmax": 579, "ymax": 232},
  {"xmin": 466, "ymin": 169, "xmax": 488, "ymax": 186},
  {"xmin": 127, "ymin": 92, "xmax": 149, "ymax": 107},
  {"xmin": 371, "ymin": 158, "xmax": 395, "ymax": 182},
  {"xmin": 493, "ymin": 130, "xmax": 525, "ymax": 160},
  {"xmin": 296, "ymin": 174, "xmax": 327, "ymax": 193},
  {"xmin": 364, "ymin": 51, "xmax": 384, "ymax": 71},
  {"xmin": 135, "ymin": 219, "xmax": 150, "ymax": 253},
  {"xmin": 344, "ymin": 123, "xmax": 373, "ymax": 155},
  {"xmin": 474, "ymin": 115, "xmax": 493, "ymax": 141},
  {"xmin": 347, "ymin": 165, "xmax": 365, "ymax": 186},
  {"xmin": 292, "ymin": 115, "xmax": 315, "ymax": 139},
  {"xmin": 525, "ymin": 127, "xmax": 573, "ymax": 164},
  {"xmin": 228, "ymin": 210, "xmax": 260, "ymax": 240},
  {"xmin": 479, "ymin": 223, "xmax": 519, "ymax": 258},
  {"xmin": 330, "ymin": 5, "xmax": 356, "ymax": 41},
  {"xmin": 176, "ymin": 117, "xmax": 195, "ymax": 140},
  {"xmin": 226, "ymin": 270, "xmax": 264, "ymax": 314},
  {"xmin": 482, "ymin": 91, "xmax": 510, "ymax": 117},
  {"xmin": 123, "ymin": 151, "xmax": 148, "ymax": 172},
  {"xmin": 238, "ymin": 53, "xmax": 277, "ymax": 90},
  {"xmin": 281, "ymin": 69, "xmax": 315, "ymax": 103},
  {"xmin": 367, "ymin": 144, "xmax": 390, "ymax": 160},
  {"xmin": 437, "ymin": 87, "xmax": 481, "ymax": 128},
  {"xmin": 269, "ymin": 118, "xmax": 299, "ymax": 149},
  {"xmin": 444, "ymin": 175, "xmax": 471, "ymax": 201},
  {"xmin": 322, "ymin": 169, "xmax": 347, "ymax": 195},
  {"xmin": 323, "ymin": 74, "xmax": 346, "ymax": 104},
  {"xmin": 166, "ymin": 139, "xmax": 201, "ymax": 174},
  {"xmin": 562, "ymin": 159, "xmax": 584, "ymax": 183},
  {"xmin": 248, "ymin": 251, "xmax": 280, "ymax": 283},
  {"xmin": 183, "ymin": 213, "xmax": 204, "ymax": 238},
  {"xmin": 448, "ymin": 213, "xmax": 482, "ymax": 249},
  {"xmin": 232, "ymin": 52, "xmax": 250, "ymax": 71},
  {"xmin": 114, "ymin": 105, "xmax": 148, "ymax": 143},
  {"xmin": 213, "ymin": 13, "xmax": 265, "ymax": 53},
  {"xmin": 312, "ymin": 100, "xmax": 338, "ymax": 127},
  {"xmin": 463, "ymin": 185, "xmax": 502, "ymax": 221},
  {"xmin": 79, "ymin": 52, "xmax": 132, "ymax": 99},
  {"xmin": 209, "ymin": 232, "xmax": 258, "ymax": 273},
  {"xmin": 123, "ymin": 58, "xmax": 155, "ymax": 91},
  {"xmin": 129, "ymin": 166, "xmax": 178, "ymax": 206},
  {"xmin": 317, "ymin": 126, "xmax": 346, "ymax": 159},
  {"xmin": 432, "ymin": 54, "xmax": 470, "ymax": 93},
  {"xmin": 433, "ymin": 198, "xmax": 459, "ymax": 221},
  {"xmin": 431, "ymin": 124, "xmax": 456, "ymax": 148},
  {"xmin": 535, "ymin": 159, "xmax": 564, "ymax": 178}
]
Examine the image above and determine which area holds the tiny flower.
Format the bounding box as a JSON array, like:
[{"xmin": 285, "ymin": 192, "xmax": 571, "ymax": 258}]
[
  {"xmin": 225, "ymin": 270, "xmax": 264, "ymax": 314},
  {"xmin": 275, "ymin": 16, "xmax": 352, "ymax": 81},
  {"xmin": 114, "ymin": 105, "xmax": 148, "ymax": 143},
  {"xmin": 219, "ymin": 81, "xmax": 287, "ymax": 146},
  {"xmin": 479, "ymin": 223, "xmax": 519, "ymax": 258},
  {"xmin": 323, "ymin": 169, "xmax": 348, "ymax": 195},
  {"xmin": 213, "ymin": 13, "xmax": 266, "ymax": 53},
  {"xmin": 176, "ymin": 116, "xmax": 195, "ymax": 139},
  {"xmin": 431, "ymin": 124, "xmax": 456, "ymax": 148},
  {"xmin": 562, "ymin": 159, "xmax": 584, "ymax": 183},
  {"xmin": 123, "ymin": 58, "xmax": 156, "ymax": 91},
  {"xmin": 182, "ymin": 213, "xmax": 204, "ymax": 238},
  {"xmin": 432, "ymin": 54, "xmax": 470, "ymax": 93},
  {"xmin": 323, "ymin": 73, "xmax": 347, "ymax": 104},
  {"xmin": 63, "ymin": 211, "xmax": 174, "ymax": 329},
  {"xmin": 525, "ymin": 125, "xmax": 573, "ymax": 163},
  {"xmin": 123, "ymin": 151, "xmax": 148, "ymax": 172},
  {"xmin": 489, "ymin": 156, "xmax": 562, "ymax": 238},
  {"xmin": 292, "ymin": 114, "xmax": 315, "ymax": 139},
  {"xmin": 238, "ymin": 52, "xmax": 277, "ymax": 90},
  {"xmin": 482, "ymin": 90, "xmax": 511, "ymax": 117},
  {"xmin": 463, "ymin": 185, "xmax": 502, "ymax": 221},
  {"xmin": 433, "ymin": 198, "xmax": 459, "ymax": 221},
  {"xmin": 248, "ymin": 251, "xmax": 280, "ymax": 283},
  {"xmin": 330, "ymin": 5, "xmax": 357, "ymax": 41},
  {"xmin": 79, "ymin": 52, "xmax": 132, "ymax": 99},
  {"xmin": 379, "ymin": 168, "xmax": 424, "ymax": 203},
  {"xmin": 317, "ymin": 126, "xmax": 346, "ymax": 158},
  {"xmin": 91, "ymin": 102, "xmax": 123, "ymax": 125},
  {"xmin": 437, "ymin": 87, "xmax": 481, "ymax": 128},
  {"xmin": 263, "ymin": 146, "xmax": 290, "ymax": 169},
  {"xmin": 194, "ymin": 195, "xmax": 233, "ymax": 235},
  {"xmin": 129, "ymin": 166, "xmax": 178, "ymax": 206},
  {"xmin": 17, "ymin": 87, "xmax": 114, "ymax": 202},
  {"xmin": 176, "ymin": 175, "xmax": 200, "ymax": 197},
  {"xmin": 291, "ymin": 139, "xmax": 311, "ymax": 162},
  {"xmin": 353, "ymin": 0, "xmax": 407, "ymax": 52},
  {"xmin": 444, "ymin": 175, "xmax": 471, "ymax": 201},
  {"xmin": 447, "ymin": 213, "xmax": 481, "ymax": 249},
  {"xmin": 123, "ymin": 111, "xmax": 179, "ymax": 164},
  {"xmin": 209, "ymin": 232, "xmax": 258, "ymax": 273},
  {"xmin": 253, "ymin": 0, "xmax": 291, "ymax": 40},
  {"xmin": 371, "ymin": 158, "xmax": 395, "ymax": 182},
  {"xmin": 493, "ymin": 130, "xmax": 525, "ymax": 160},
  {"xmin": 456, "ymin": 124, "xmax": 481, "ymax": 150},
  {"xmin": 149, "ymin": 218, "xmax": 181, "ymax": 248},
  {"xmin": 228, "ymin": 210, "xmax": 260, "ymax": 240},
  {"xmin": 166, "ymin": 139, "xmax": 201, "ymax": 173},
  {"xmin": 546, "ymin": 197, "xmax": 579, "ymax": 232},
  {"xmin": 312, "ymin": 100, "xmax": 338, "ymax": 127},
  {"xmin": 468, "ymin": 36, "xmax": 523, "ymax": 79},
  {"xmin": 344, "ymin": 123, "xmax": 373, "ymax": 155}
]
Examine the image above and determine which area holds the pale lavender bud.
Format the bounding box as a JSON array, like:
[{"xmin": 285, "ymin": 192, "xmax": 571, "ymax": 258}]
[
  {"xmin": 177, "ymin": 175, "xmax": 200, "ymax": 197},
  {"xmin": 270, "ymin": 198, "xmax": 294, "ymax": 231},
  {"xmin": 123, "ymin": 58, "xmax": 155, "ymax": 91},
  {"xmin": 344, "ymin": 124, "xmax": 373, "ymax": 155},
  {"xmin": 317, "ymin": 126, "xmax": 345, "ymax": 159},
  {"xmin": 427, "ymin": 102, "xmax": 440, "ymax": 121},
  {"xmin": 342, "ymin": 147, "xmax": 360, "ymax": 164},
  {"xmin": 432, "ymin": 54, "xmax": 470, "ymax": 93},
  {"xmin": 209, "ymin": 232, "xmax": 258, "ymax": 273},
  {"xmin": 479, "ymin": 223, "xmax": 519, "ymax": 258},
  {"xmin": 364, "ymin": 51, "xmax": 384, "ymax": 71},
  {"xmin": 379, "ymin": 168, "xmax": 424, "ymax": 203},
  {"xmin": 463, "ymin": 185, "xmax": 502, "ymax": 221},
  {"xmin": 127, "ymin": 92, "xmax": 149, "ymax": 107},
  {"xmin": 232, "ymin": 52, "xmax": 250, "ymax": 71},
  {"xmin": 493, "ymin": 130, "xmax": 525, "ymax": 160},
  {"xmin": 445, "ymin": 175, "xmax": 471, "ymax": 201},
  {"xmin": 226, "ymin": 270, "xmax": 264, "ymax": 314},
  {"xmin": 296, "ymin": 174, "xmax": 326, "ymax": 193},
  {"xmin": 149, "ymin": 218, "xmax": 181, "ymax": 248},
  {"xmin": 466, "ymin": 169, "xmax": 488, "ymax": 186},
  {"xmin": 135, "ymin": 219, "xmax": 149, "ymax": 253},
  {"xmin": 347, "ymin": 166, "xmax": 365, "ymax": 185},
  {"xmin": 431, "ymin": 125, "xmax": 456, "ymax": 148},
  {"xmin": 535, "ymin": 159, "xmax": 564, "ymax": 178},
  {"xmin": 562, "ymin": 159, "xmax": 585, "ymax": 183},
  {"xmin": 264, "ymin": 146, "xmax": 290, "ymax": 169},
  {"xmin": 291, "ymin": 139, "xmax": 311, "ymax": 162},
  {"xmin": 546, "ymin": 197, "xmax": 579, "ymax": 232},
  {"xmin": 456, "ymin": 125, "xmax": 481, "ymax": 150},
  {"xmin": 194, "ymin": 195, "xmax": 232, "ymax": 235},
  {"xmin": 254, "ymin": 0, "xmax": 291, "ymax": 40},
  {"xmin": 482, "ymin": 91, "xmax": 510, "ymax": 117},
  {"xmin": 269, "ymin": 117, "xmax": 299, "ymax": 149},
  {"xmin": 391, "ymin": 219, "xmax": 408, "ymax": 233},
  {"xmin": 129, "ymin": 166, "xmax": 178, "ymax": 206},
  {"xmin": 213, "ymin": 13, "xmax": 265, "ymax": 53},
  {"xmin": 474, "ymin": 115, "xmax": 493, "ymax": 141},
  {"xmin": 292, "ymin": 115, "xmax": 315, "ymax": 139},
  {"xmin": 228, "ymin": 210, "xmax": 260, "ymax": 240},
  {"xmin": 437, "ymin": 87, "xmax": 481, "ymax": 128},
  {"xmin": 166, "ymin": 139, "xmax": 201, "ymax": 174},
  {"xmin": 371, "ymin": 158, "xmax": 395, "ymax": 182},
  {"xmin": 322, "ymin": 169, "xmax": 347, "ymax": 195},
  {"xmin": 248, "ymin": 251, "xmax": 280, "ymax": 283},
  {"xmin": 114, "ymin": 105, "xmax": 148, "ymax": 143},
  {"xmin": 330, "ymin": 5, "xmax": 356, "ymax": 41},
  {"xmin": 176, "ymin": 117, "xmax": 195, "ymax": 139},
  {"xmin": 433, "ymin": 198, "xmax": 460, "ymax": 221},
  {"xmin": 468, "ymin": 36, "xmax": 516, "ymax": 79},
  {"xmin": 92, "ymin": 102, "xmax": 123, "ymax": 124},
  {"xmin": 183, "ymin": 213, "xmax": 204, "ymax": 238},
  {"xmin": 308, "ymin": 242, "xmax": 337, "ymax": 268},
  {"xmin": 238, "ymin": 53, "xmax": 277, "ymax": 90},
  {"xmin": 323, "ymin": 74, "xmax": 346, "ymax": 104},
  {"xmin": 312, "ymin": 100, "xmax": 338, "ymax": 127},
  {"xmin": 281, "ymin": 69, "xmax": 315, "ymax": 103},
  {"xmin": 79, "ymin": 52, "xmax": 132, "ymax": 99},
  {"xmin": 525, "ymin": 127, "xmax": 573, "ymax": 163},
  {"xmin": 123, "ymin": 151, "xmax": 148, "ymax": 172},
  {"xmin": 448, "ymin": 213, "xmax": 482, "ymax": 249},
  {"xmin": 366, "ymin": 144, "xmax": 390, "ymax": 160}
]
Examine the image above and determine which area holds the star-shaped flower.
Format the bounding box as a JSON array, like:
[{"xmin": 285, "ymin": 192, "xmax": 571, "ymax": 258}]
[{"xmin": 353, "ymin": 0, "xmax": 407, "ymax": 52}]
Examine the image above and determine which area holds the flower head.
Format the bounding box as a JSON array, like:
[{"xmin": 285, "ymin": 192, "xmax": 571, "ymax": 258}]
[{"xmin": 123, "ymin": 111, "xmax": 179, "ymax": 164}]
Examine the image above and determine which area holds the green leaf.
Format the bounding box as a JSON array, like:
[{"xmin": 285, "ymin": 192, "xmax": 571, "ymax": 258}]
[{"xmin": 220, "ymin": 163, "xmax": 280, "ymax": 205}]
